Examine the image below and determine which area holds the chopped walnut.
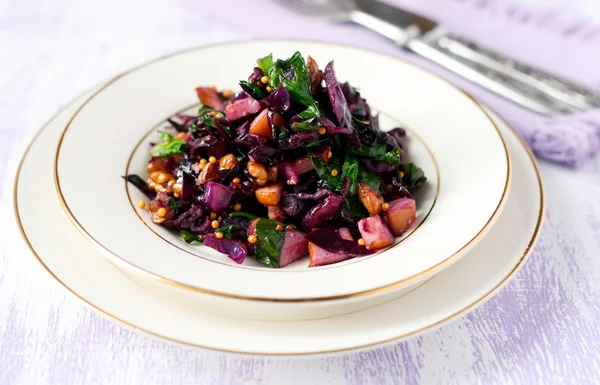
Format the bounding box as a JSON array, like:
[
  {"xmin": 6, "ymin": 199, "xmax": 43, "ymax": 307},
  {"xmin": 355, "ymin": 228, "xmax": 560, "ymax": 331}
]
[
  {"xmin": 357, "ymin": 183, "xmax": 382, "ymax": 215},
  {"xmin": 197, "ymin": 162, "xmax": 219, "ymax": 184},
  {"xmin": 219, "ymin": 154, "xmax": 238, "ymax": 170},
  {"xmin": 247, "ymin": 161, "xmax": 268, "ymax": 186}
]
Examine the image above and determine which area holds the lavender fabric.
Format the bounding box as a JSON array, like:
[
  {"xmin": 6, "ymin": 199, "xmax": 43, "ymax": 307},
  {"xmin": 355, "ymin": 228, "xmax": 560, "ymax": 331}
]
[{"xmin": 197, "ymin": 0, "xmax": 600, "ymax": 167}]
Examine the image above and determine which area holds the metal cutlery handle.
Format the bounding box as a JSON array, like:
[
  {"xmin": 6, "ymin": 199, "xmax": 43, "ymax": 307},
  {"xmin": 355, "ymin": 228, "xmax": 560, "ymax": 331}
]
[
  {"xmin": 405, "ymin": 39, "xmax": 569, "ymax": 115},
  {"xmin": 349, "ymin": 10, "xmax": 568, "ymax": 115},
  {"xmin": 427, "ymin": 34, "xmax": 600, "ymax": 110}
]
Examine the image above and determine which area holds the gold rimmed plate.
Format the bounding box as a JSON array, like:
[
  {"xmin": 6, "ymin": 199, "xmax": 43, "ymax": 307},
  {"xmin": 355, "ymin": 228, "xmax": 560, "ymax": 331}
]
[
  {"xmin": 15, "ymin": 88, "xmax": 540, "ymax": 355},
  {"xmin": 53, "ymin": 40, "xmax": 510, "ymax": 319}
]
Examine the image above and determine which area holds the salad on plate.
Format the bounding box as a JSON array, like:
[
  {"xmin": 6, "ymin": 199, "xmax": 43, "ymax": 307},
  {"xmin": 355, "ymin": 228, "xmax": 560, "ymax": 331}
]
[{"xmin": 125, "ymin": 52, "xmax": 426, "ymax": 268}]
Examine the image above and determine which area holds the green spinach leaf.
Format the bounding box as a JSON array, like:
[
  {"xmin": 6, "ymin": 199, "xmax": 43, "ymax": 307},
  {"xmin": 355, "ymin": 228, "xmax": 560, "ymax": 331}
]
[
  {"xmin": 167, "ymin": 198, "xmax": 180, "ymax": 213},
  {"xmin": 268, "ymin": 51, "xmax": 315, "ymax": 108},
  {"xmin": 358, "ymin": 165, "xmax": 382, "ymax": 192},
  {"xmin": 151, "ymin": 130, "xmax": 188, "ymax": 157},
  {"xmin": 253, "ymin": 218, "xmax": 286, "ymax": 268},
  {"xmin": 402, "ymin": 162, "xmax": 427, "ymax": 190},
  {"xmin": 311, "ymin": 153, "xmax": 358, "ymax": 192},
  {"xmin": 256, "ymin": 53, "xmax": 273, "ymax": 74},
  {"xmin": 218, "ymin": 224, "xmax": 243, "ymax": 239},
  {"xmin": 343, "ymin": 195, "xmax": 369, "ymax": 220},
  {"xmin": 239, "ymin": 80, "xmax": 265, "ymax": 99},
  {"xmin": 191, "ymin": 107, "xmax": 230, "ymax": 135},
  {"xmin": 228, "ymin": 211, "xmax": 258, "ymax": 220},
  {"xmin": 291, "ymin": 122, "xmax": 319, "ymax": 132},
  {"xmin": 181, "ymin": 230, "xmax": 201, "ymax": 244},
  {"xmin": 347, "ymin": 144, "xmax": 402, "ymax": 165}
]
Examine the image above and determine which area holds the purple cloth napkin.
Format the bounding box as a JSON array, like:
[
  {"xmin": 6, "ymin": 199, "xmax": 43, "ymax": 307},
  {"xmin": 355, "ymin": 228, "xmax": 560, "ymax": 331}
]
[{"xmin": 193, "ymin": 0, "xmax": 600, "ymax": 167}]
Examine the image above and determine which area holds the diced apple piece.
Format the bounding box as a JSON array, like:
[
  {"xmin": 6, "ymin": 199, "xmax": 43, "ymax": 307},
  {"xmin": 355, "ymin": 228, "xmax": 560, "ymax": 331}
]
[
  {"xmin": 308, "ymin": 227, "xmax": 354, "ymax": 267},
  {"xmin": 385, "ymin": 198, "xmax": 416, "ymax": 237},
  {"xmin": 279, "ymin": 230, "xmax": 309, "ymax": 267},
  {"xmin": 292, "ymin": 157, "xmax": 314, "ymax": 176},
  {"xmin": 358, "ymin": 215, "xmax": 395, "ymax": 250},
  {"xmin": 267, "ymin": 205, "xmax": 287, "ymax": 222},
  {"xmin": 248, "ymin": 109, "xmax": 272, "ymax": 139},
  {"xmin": 195, "ymin": 87, "xmax": 224, "ymax": 110},
  {"xmin": 255, "ymin": 181, "xmax": 283, "ymax": 206},
  {"xmin": 225, "ymin": 97, "xmax": 262, "ymax": 122}
]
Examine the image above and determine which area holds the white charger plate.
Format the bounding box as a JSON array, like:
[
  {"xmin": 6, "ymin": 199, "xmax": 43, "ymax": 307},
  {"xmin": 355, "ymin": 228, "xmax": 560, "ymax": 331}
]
[
  {"xmin": 54, "ymin": 40, "xmax": 510, "ymax": 303},
  {"xmin": 15, "ymin": 89, "xmax": 542, "ymax": 355}
]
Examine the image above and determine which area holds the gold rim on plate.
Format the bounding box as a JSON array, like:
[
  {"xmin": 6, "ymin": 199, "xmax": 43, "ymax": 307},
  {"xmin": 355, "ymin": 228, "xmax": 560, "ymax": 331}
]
[
  {"xmin": 52, "ymin": 39, "xmax": 512, "ymax": 302},
  {"xmin": 123, "ymin": 104, "xmax": 440, "ymax": 272},
  {"xmin": 13, "ymin": 90, "xmax": 543, "ymax": 356}
]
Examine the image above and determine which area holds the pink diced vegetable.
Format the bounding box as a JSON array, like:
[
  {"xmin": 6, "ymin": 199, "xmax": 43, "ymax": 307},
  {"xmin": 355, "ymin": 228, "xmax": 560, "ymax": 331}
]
[
  {"xmin": 385, "ymin": 198, "xmax": 416, "ymax": 237},
  {"xmin": 225, "ymin": 97, "xmax": 262, "ymax": 122},
  {"xmin": 267, "ymin": 205, "xmax": 287, "ymax": 222},
  {"xmin": 292, "ymin": 157, "xmax": 315, "ymax": 176},
  {"xmin": 195, "ymin": 87, "xmax": 224, "ymax": 111},
  {"xmin": 358, "ymin": 215, "xmax": 395, "ymax": 250},
  {"xmin": 308, "ymin": 227, "xmax": 354, "ymax": 267},
  {"xmin": 279, "ymin": 230, "xmax": 309, "ymax": 267}
]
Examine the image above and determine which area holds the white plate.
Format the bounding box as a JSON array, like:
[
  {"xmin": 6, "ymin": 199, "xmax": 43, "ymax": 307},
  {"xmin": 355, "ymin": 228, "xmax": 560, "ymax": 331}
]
[
  {"xmin": 53, "ymin": 41, "xmax": 510, "ymax": 305},
  {"xmin": 15, "ymin": 89, "xmax": 541, "ymax": 355}
]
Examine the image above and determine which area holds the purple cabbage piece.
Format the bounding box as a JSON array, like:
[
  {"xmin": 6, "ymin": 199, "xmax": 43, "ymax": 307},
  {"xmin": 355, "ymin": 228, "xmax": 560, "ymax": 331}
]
[
  {"xmin": 279, "ymin": 162, "xmax": 300, "ymax": 185},
  {"xmin": 180, "ymin": 171, "xmax": 196, "ymax": 202},
  {"xmin": 167, "ymin": 117, "xmax": 189, "ymax": 133},
  {"xmin": 123, "ymin": 174, "xmax": 156, "ymax": 199},
  {"xmin": 289, "ymin": 188, "xmax": 334, "ymax": 201},
  {"xmin": 248, "ymin": 144, "xmax": 282, "ymax": 164},
  {"xmin": 236, "ymin": 120, "xmax": 251, "ymax": 137},
  {"xmin": 175, "ymin": 205, "xmax": 210, "ymax": 233},
  {"xmin": 310, "ymin": 144, "xmax": 330, "ymax": 158},
  {"xmin": 191, "ymin": 134, "xmax": 230, "ymax": 158},
  {"xmin": 221, "ymin": 216, "xmax": 251, "ymax": 239},
  {"xmin": 378, "ymin": 131, "xmax": 399, "ymax": 150},
  {"xmin": 201, "ymin": 182, "xmax": 235, "ymax": 214},
  {"xmin": 278, "ymin": 131, "xmax": 320, "ymax": 150},
  {"xmin": 250, "ymin": 67, "xmax": 263, "ymax": 80},
  {"xmin": 326, "ymin": 126, "xmax": 351, "ymax": 135},
  {"xmin": 293, "ymin": 173, "xmax": 318, "ymax": 193},
  {"xmin": 324, "ymin": 62, "xmax": 354, "ymax": 130},
  {"xmin": 385, "ymin": 176, "xmax": 412, "ymax": 201},
  {"xmin": 192, "ymin": 216, "xmax": 212, "ymax": 234},
  {"xmin": 289, "ymin": 115, "xmax": 302, "ymax": 125},
  {"xmin": 322, "ymin": 119, "xmax": 361, "ymax": 148},
  {"xmin": 280, "ymin": 195, "xmax": 307, "ymax": 218},
  {"xmin": 307, "ymin": 226, "xmax": 372, "ymax": 256},
  {"xmin": 388, "ymin": 127, "xmax": 406, "ymax": 149},
  {"xmin": 301, "ymin": 193, "xmax": 344, "ymax": 231},
  {"xmin": 341, "ymin": 82, "xmax": 371, "ymax": 120},
  {"xmin": 204, "ymin": 233, "xmax": 248, "ymax": 264},
  {"xmin": 234, "ymin": 133, "xmax": 264, "ymax": 151},
  {"xmin": 340, "ymin": 177, "xmax": 351, "ymax": 196},
  {"xmin": 262, "ymin": 86, "xmax": 291, "ymax": 112}
]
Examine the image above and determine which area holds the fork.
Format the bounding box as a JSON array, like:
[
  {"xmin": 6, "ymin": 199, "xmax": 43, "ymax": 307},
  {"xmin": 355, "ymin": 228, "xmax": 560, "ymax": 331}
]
[{"xmin": 279, "ymin": 0, "xmax": 600, "ymax": 115}]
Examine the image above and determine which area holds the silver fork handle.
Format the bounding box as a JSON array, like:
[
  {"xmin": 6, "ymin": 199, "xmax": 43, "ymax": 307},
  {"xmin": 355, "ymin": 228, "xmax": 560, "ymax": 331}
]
[
  {"xmin": 428, "ymin": 34, "xmax": 600, "ymax": 110},
  {"xmin": 350, "ymin": 10, "xmax": 568, "ymax": 115},
  {"xmin": 406, "ymin": 39, "xmax": 569, "ymax": 115}
]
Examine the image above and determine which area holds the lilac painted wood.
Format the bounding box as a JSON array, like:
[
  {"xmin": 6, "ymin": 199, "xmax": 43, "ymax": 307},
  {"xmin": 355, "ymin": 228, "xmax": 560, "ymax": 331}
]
[{"xmin": 1, "ymin": 0, "xmax": 600, "ymax": 384}]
